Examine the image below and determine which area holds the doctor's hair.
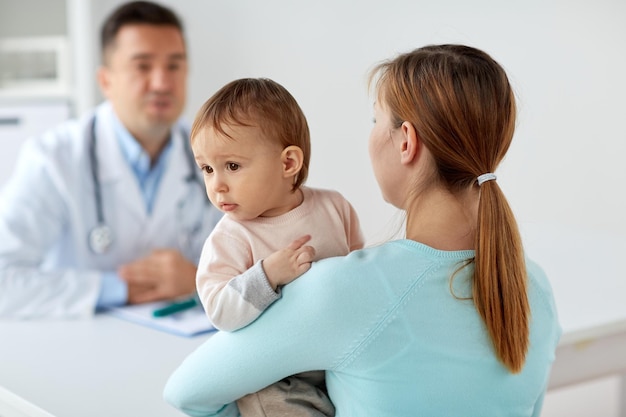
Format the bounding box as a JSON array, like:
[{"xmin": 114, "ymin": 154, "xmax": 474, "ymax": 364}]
[
  {"xmin": 191, "ymin": 78, "xmax": 311, "ymax": 191},
  {"xmin": 370, "ymin": 44, "xmax": 529, "ymax": 374},
  {"xmin": 100, "ymin": 1, "xmax": 184, "ymax": 64}
]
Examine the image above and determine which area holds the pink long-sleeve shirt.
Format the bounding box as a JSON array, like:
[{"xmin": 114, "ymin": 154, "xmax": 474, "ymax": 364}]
[{"xmin": 196, "ymin": 186, "xmax": 364, "ymax": 331}]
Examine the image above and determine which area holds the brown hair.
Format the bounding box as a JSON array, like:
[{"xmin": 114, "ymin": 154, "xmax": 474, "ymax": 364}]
[
  {"xmin": 370, "ymin": 44, "xmax": 529, "ymax": 373},
  {"xmin": 191, "ymin": 78, "xmax": 311, "ymax": 190},
  {"xmin": 100, "ymin": 1, "xmax": 184, "ymax": 64}
]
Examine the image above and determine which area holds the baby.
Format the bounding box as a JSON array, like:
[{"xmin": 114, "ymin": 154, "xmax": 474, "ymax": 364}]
[{"xmin": 191, "ymin": 78, "xmax": 364, "ymax": 417}]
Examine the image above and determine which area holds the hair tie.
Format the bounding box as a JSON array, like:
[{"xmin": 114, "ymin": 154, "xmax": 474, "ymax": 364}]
[{"xmin": 477, "ymin": 173, "xmax": 497, "ymax": 186}]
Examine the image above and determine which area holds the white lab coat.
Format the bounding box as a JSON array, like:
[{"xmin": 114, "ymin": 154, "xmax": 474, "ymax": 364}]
[{"xmin": 0, "ymin": 102, "xmax": 222, "ymax": 318}]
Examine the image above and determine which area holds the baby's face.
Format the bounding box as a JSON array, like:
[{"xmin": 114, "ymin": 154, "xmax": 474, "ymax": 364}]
[{"xmin": 192, "ymin": 124, "xmax": 294, "ymax": 221}]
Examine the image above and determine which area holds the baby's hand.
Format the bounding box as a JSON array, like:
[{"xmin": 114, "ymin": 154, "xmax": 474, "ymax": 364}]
[{"xmin": 262, "ymin": 235, "xmax": 315, "ymax": 291}]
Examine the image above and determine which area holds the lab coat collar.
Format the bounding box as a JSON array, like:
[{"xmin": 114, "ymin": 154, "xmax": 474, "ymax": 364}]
[{"xmin": 92, "ymin": 102, "xmax": 191, "ymax": 220}]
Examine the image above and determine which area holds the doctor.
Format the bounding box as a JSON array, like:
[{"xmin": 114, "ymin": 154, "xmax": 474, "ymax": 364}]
[{"xmin": 0, "ymin": 1, "xmax": 222, "ymax": 318}]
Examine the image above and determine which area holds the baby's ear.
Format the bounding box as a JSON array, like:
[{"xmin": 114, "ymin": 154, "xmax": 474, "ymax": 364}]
[{"xmin": 281, "ymin": 145, "xmax": 304, "ymax": 178}]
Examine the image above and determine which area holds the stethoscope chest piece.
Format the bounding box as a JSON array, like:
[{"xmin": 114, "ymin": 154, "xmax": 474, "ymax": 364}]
[{"xmin": 89, "ymin": 224, "xmax": 113, "ymax": 254}]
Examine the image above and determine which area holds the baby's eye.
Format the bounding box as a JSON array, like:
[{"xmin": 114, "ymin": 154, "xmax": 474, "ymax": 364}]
[
  {"xmin": 202, "ymin": 165, "xmax": 213, "ymax": 174},
  {"xmin": 226, "ymin": 163, "xmax": 240, "ymax": 171}
]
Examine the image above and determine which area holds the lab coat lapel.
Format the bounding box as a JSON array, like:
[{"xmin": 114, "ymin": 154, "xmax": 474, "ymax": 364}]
[
  {"xmin": 94, "ymin": 104, "xmax": 146, "ymax": 222},
  {"xmin": 151, "ymin": 127, "xmax": 190, "ymax": 222}
]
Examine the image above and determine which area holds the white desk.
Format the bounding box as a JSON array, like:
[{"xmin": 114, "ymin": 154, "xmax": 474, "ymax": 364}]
[
  {"xmin": 0, "ymin": 316, "xmax": 210, "ymax": 417},
  {"xmin": 0, "ymin": 223, "xmax": 624, "ymax": 416},
  {"xmin": 521, "ymin": 223, "xmax": 626, "ymax": 415}
]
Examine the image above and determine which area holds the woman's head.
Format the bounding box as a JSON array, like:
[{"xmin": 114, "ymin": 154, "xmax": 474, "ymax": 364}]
[
  {"xmin": 370, "ymin": 45, "xmax": 529, "ymax": 374},
  {"xmin": 370, "ymin": 44, "xmax": 516, "ymax": 194}
]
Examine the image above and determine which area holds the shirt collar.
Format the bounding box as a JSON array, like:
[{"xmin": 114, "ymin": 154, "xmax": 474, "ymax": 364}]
[{"xmin": 110, "ymin": 111, "xmax": 172, "ymax": 176}]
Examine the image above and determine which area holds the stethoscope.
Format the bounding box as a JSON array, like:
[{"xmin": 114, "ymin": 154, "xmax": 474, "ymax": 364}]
[{"xmin": 87, "ymin": 115, "xmax": 203, "ymax": 254}]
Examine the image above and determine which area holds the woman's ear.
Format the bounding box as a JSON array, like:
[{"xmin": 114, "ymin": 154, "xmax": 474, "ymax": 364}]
[
  {"xmin": 399, "ymin": 121, "xmax": 421, "ymax": 165},
  {"xmin": 281, "ymin": 145, "xmax": 304, "ymax": 179}
]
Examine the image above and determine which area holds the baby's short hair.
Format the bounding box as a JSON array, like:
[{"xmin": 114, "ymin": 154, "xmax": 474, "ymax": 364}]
[{"xmin": 192, "ymin": 78, "xmax": 310, "ymax": 189}]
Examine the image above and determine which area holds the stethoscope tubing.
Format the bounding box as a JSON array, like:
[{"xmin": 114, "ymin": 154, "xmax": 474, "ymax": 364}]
[
  {"xmin": 87, "ymin": 115, "xmax": 199, "ymax": 254},
  {"xmin": 89, "ymin": 117, "xmax": 106, "ymax": 226}
]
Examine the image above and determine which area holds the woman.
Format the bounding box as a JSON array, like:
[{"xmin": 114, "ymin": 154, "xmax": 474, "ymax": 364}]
[{"xmin": 164, "ymin": 44, "xmax": 561, "ymax": 417}]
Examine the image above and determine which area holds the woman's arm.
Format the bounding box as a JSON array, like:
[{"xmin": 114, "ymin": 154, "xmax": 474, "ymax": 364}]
[{"xmin": 164, "ymin": 256, "xmax": 359, "ymax": 416}]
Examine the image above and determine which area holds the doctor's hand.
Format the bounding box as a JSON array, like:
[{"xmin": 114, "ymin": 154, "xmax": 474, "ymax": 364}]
[{"xmin": 118, "ymin": 249, "xmax": 197, "ymax": 305}]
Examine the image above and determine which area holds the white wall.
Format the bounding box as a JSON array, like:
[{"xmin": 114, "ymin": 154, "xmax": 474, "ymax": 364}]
[
  {"xmin": 89, "ymin": 0, "xmax": 626, "ymax": 243},
  {"xmin": 0, "ymin": 0, "xmax": 66, "ymax": 37}
]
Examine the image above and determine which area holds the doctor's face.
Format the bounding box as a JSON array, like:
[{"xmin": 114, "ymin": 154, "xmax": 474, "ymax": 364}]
[
  {"xmin": 98, "ymin": 24, "xmax": 187, "ymax": 141},
  {"xmin": 192, "ymin": 125, "xmax": 296, "ymax": 222}
]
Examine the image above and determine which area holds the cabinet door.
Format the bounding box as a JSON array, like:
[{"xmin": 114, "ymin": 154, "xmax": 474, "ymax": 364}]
[{"xmin": 0, "ymin": 102, "xmax": 70, "ymax": 186}]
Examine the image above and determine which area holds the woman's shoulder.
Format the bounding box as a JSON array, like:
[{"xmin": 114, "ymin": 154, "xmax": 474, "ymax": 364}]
[
  {"xmin": 526, "ymin": 258, "xmax": 558, "ymax": 306},
  {"xmin": 313, "ymin": 242, "xmax": 401, "ymax": 270},
  {"xmin": 302, "ymin": 240, "xmax": 453, "ymax": 292},
  {"xmin": 294, "ymin": 244, "xmax": 390, "ymax": 294},
  {"xmin": 526, "ymin": 258, "xmax": 562, "ymax": 342}
]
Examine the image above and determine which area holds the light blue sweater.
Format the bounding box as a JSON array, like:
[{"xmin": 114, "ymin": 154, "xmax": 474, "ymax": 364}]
[{"xmin": 164, "ymin": 240, "xmax": 561, "ymax": 417}]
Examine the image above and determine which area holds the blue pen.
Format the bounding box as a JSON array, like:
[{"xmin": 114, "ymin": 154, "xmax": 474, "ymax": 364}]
[{"xmin": 152, "ymin": 297, "xmax": 198, "ymax": 317}]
